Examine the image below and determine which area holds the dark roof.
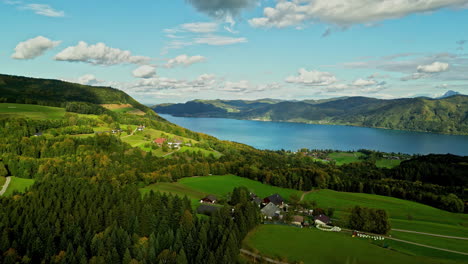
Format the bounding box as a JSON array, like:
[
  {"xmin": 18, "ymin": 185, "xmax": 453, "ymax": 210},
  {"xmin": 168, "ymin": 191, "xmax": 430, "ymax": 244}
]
[
  {"xmin": 314, "ymin": 214, "xmax": 331, "ymax": 224},
  {"xmin": 196, "ymin": 205, "xmax": 219, "ymax": 216},
  {"xmin": 264, "ymin": 193, "xmax": 284, "ymax": 205},
  {"xmin": 252, "ymin": 197, "xmax": 262, "ymax": 205},
  {"xmin": 202, "ymin": 195, "xmax": 217, "ymax": 201}
]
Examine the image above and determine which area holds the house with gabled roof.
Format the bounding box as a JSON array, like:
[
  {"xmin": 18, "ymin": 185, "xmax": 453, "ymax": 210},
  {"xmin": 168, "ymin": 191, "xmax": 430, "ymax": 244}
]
[
  {"xmin": 263, "ymin": 193, "xmax": 284, "ymax": 208},
  {"xmin": 314, "ymin": 214, "xmax": 331, "ymax": 226},
  {"xmin": 260, "ymin": 202, "xmax": 281, "ymax": 219},
  {"xmin": 200, "ymin": 195, "xmax": 217, "ymax": 204}
]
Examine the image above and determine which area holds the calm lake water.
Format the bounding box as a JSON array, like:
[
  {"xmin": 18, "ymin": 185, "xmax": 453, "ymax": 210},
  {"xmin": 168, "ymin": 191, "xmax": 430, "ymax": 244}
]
[{"xmin": 160, "ymin": 114, "xmax": 468, "ymax": 156}]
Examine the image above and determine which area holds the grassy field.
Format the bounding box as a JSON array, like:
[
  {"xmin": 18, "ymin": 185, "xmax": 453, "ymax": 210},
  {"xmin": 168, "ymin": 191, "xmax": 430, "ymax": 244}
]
[
  {"xmin": 328, "ymin": 152, "xmax": 364, "ymax": 165},
  {"xmin": 3, "ymin": 177, "xmax": 35, "ymax": 196},
  {"xmin": 141, "ymin": 175, "xmax": 468, "ymax": 262},
  {"xmin": 244, "ymin": 225, "xmax": 461, "ymax": 264},
  {"xmin": 327, "ymin": 152, "xmax": 402, "ymax": 168},
  {"xmin": 0, "ymin": 103, "xmax": 65, "ymax": 119}
]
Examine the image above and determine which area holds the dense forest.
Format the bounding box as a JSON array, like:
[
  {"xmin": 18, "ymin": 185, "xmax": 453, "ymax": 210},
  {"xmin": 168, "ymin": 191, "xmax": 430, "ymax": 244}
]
[
  {"xmin": 0, "ymin": 75, "xmax": 467, "ymax": 263},
  {"xmin": 153, "ymin": 95, "xmax": 468, "ymax": 135}
]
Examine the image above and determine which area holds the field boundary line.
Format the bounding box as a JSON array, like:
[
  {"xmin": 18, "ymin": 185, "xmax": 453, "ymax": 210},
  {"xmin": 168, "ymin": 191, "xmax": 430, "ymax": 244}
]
[
  {"xmin": 392, "ymin": 229, "xmax": 468, "ymax": 240},
  {"xmin": 240, "ymin": 249, "xmax": 289, "ymax": 264},
  {"xmin": 0, "ymin": 176, "xmax": 11, "ymax": 196}
]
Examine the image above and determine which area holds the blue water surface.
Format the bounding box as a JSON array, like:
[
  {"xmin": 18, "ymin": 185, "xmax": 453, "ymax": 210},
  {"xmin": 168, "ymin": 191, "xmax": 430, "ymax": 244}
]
[{"xmin": 160, "ymin": 114, "xmax": 468, "ymax": 155}]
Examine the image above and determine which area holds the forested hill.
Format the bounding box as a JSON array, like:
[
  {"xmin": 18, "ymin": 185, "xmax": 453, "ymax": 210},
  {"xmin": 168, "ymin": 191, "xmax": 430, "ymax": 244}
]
[
  {"xmin": 0, "ymin": 74, "xmax": 152, "ymax": 114},
  {"xmin": 153, "ymin": 95, "xmax": 468, "ymax": 135}
]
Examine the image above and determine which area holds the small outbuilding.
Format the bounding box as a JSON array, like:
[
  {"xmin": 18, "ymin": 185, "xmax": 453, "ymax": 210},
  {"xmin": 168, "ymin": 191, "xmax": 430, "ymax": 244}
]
[
  {"xmin": 292, "ymin": 215, "xmax": 304, "ymax": 226},
  {"xmin": 200, "ymin": 195, "xmax": 217, "ymax": 204},
  {"xmin": 314, "ymin": 214, "xmax": 331, "ymax": 226}
]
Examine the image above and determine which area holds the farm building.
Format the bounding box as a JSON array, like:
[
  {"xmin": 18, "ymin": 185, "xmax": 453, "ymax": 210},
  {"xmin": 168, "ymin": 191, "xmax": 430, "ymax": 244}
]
[
  {"xmin": 200, "ymin": 195, "xmax": 217, "ymax": 204},
  {"xmin": 154, "ymin": 138, "xmax": 167, "ymax": 145},
  {"xmin": 260, "ymin": 202, "xmax": 281, "ymax": 219},
  {"xmin": 263, "ymin": 193, "xmax": 285, "ymax": 208},
  {"xmin": 292, "ymin": 215, "xmax": 304, "ymax": 226},
  {"xmin": 314, "ymin": 214, "xmax": 331, "ymax": 226}
]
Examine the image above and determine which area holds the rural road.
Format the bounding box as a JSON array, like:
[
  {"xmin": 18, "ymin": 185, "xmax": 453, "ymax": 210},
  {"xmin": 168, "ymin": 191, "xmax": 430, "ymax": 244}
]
[
  {"xmin": 391, "ymin": 229, "xmax": 468, "ymax": 240},
  {"xmin": 0, "ymin": 176, "xmax": 11, "ymax": 196},
  {"xmin": 240, "ymin": 249, "xmax": 289, "ymax": 264}
]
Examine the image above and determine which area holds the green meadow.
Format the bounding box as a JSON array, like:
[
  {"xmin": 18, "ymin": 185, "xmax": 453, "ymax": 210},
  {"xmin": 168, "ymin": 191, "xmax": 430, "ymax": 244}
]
[
  {"xmin": 0, "ymin": 176, "xmax": 5, "ymax": 188},
  {"xmin": 328, "ymin": 151, "xmax": 402, "ymax": 168},
  {"xmin": 243, "ymin": 225, "xmax": 463, "ymax": 264},
  {"xmin": 3, "ymin": 177, "xmax": 35, "ymax": 196},
  {"xmin": 0, "ymin": 103, "xmax": 65, "ymax": 119},
  {"xmin": 141, "ymin": 175, "xmax": 468, "ymax": 262}
]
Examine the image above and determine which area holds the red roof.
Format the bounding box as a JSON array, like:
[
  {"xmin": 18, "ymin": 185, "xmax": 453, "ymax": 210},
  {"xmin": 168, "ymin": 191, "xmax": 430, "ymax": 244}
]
[{"xmin": 154, "ymin": 138, "xmax": 166, "ymax": 144}]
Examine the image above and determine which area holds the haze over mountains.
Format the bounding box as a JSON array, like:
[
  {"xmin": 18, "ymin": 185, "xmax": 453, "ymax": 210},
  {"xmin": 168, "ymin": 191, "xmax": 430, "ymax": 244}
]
[{"xmin": 153, "ymin": 93, "xmax": 468, "ymax": 135}]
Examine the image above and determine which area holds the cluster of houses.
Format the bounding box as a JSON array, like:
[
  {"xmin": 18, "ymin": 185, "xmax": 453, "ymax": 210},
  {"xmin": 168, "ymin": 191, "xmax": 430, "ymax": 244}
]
[
  {"xmin": 153, "ymin": 138, "xmax": 191, "ymax": 149},
  {"xmin": 196, "ymin": 192, "xmax": 332, "ymax": 228}
]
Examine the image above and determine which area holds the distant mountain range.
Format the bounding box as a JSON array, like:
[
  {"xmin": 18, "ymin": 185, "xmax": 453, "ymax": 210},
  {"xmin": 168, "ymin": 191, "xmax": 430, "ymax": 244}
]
[{"xmin": 153, "ymin": 93, "xmax": 468, "ymax": 135}]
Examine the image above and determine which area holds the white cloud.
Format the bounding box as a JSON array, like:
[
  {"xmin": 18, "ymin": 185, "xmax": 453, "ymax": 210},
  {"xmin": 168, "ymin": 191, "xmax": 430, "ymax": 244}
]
[
  {"xmin": 352, "ymin": 78, "xmax": 377, "ymax": 86},
  {"xmin": 194, "ymin": 35, "xmax": 247, "ymax": 45},
  {"xmin": 132, "ymin": 65, "xmax": 156, "ymax": 78},
  {"xmin": 417, "ymin": 61, "xmax": 450, "ymax": 73},
  {"xmin": 77, "ymin": 74, "xmax": 101, "ymax": 85},
  {"xmin": 55, "ymin": 41, "xmax": 150, "ymax": 65},
  {"xmin": 249, "ymin": 0, "xmax": 468, "ymax": 28},
  {"xmin": 400, "ymin": 72, "xmax": 427, "ymax": 81},
  {"xmin": 181, "ymin": 22, "xmax": 218, "ymax": 33},
  {"xmin": 22, "ymin": 4, "xmax": 65, "ymax": 17},
  {"xmin": 286, "ymin": 68, "xmax": 337, "ymax": 86},
  {"xmin": 165, "ymin": 54, "xmax": 206, "ymax": 68},
  {"xmin": 11, "ymin": 36, "xmax": 61, "ymax": 59}
]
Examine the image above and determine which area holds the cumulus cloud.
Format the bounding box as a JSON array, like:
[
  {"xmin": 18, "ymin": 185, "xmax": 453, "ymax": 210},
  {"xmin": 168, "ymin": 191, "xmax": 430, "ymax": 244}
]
[
  {"xmin": 417, "ymin": 61, "xmax": 450, "ymax": 73},
  {"xmin": 77, "ymin": 74, "xmax": 101, "ymax": 85},
  {"xmin": 194, "ymin": 35, "xmax": 247, "ymax": 45},
  {"xmin": 11, "ymin": 36, "xmax": 61, "ymax": 59},
  {"xmin": 249, "ymin": 0, "xmax": 468, "ymax": 28},
  {"xmin": 286, "ymin": 68, "xmax": 337, "ymax": 86},
  {"xmin": 55, "ymin": 41, "xmax": 150, "ymax": 65},
  {"xmin": 181, "ymin": 22, "xmax": 219, "ymax": 33},
  {"xmin": 186, "ymin": 0, "xmax": 258, "ymax": 19},
  {"xmin": 165, "ymin": 54, "xmax": 206, "ymax": 68},
  {"xmin": 22, "ymin": 4, "xmax": 65, "ymax": 17},
  {"xmin": 132, "ymin": 65, "xmax": 157, "ymax": 78},
  {"xmin": 352, "ymin": 78, "xmax": 377, "ymax": 86}
]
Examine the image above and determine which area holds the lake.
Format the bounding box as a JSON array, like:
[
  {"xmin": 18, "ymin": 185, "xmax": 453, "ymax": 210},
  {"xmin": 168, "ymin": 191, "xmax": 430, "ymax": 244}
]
[{"xmin": 160, "ymin": 114, "xmax": 468, "ymax": 156}]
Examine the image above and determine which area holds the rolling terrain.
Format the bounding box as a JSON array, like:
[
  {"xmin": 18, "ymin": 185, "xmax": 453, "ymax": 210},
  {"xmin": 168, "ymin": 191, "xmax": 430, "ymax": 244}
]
[{"xmin": 153, "ymin": 95, "xmax": 468, "ymax": 135}]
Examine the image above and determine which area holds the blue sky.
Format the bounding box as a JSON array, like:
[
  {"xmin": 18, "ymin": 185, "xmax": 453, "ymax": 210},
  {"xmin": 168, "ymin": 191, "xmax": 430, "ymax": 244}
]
[{"xmin": 1, "ymin": 0, "xmax": 468, "ymax": 104}]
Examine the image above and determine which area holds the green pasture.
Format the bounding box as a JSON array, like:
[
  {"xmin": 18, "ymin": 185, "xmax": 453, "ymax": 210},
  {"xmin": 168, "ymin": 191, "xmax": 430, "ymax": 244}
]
[
  {"xmin": 3, "ymin": 177, "xmax": 35, "ymax": 196},
  {"xmin": 243, "ymin": 225, "xmax": 460, "ymax": 264},
  {"xmin": 0, "ymin": 103, "xmax": 65, "ymax": 119}
]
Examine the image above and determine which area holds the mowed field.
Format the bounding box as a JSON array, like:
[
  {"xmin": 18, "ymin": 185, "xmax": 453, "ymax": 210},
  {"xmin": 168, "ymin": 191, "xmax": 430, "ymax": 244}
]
[
  {"xmin": 243, "ymin": 225, "xmax": 464, "ymax": 264},
  {"xmin": 0, "ymin": 103, "xmax": 65, "ymax": 119},
  {"xmin": 328, "ymin": 152, "xmax": 402, "ymax": 168},
  {"xmin": 3, "ymin": 177, "xmax": 35, "ymax": 196},
  {"xmin": 141, "ymin": 175, "xmax": 468, "ymax": 262}
]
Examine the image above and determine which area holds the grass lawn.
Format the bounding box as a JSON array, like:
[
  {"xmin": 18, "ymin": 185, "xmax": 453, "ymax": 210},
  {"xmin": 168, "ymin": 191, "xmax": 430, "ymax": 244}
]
[
  {"xmin": 3, "ymin": 177, "xmax": 35, "ymax": 196},
  {"xmin": 387, "ymin": 231, "xmax": 468, "ymax": 262},
  {"xmin": 304, "ymin": 189, "xmax": 468, "ymax": 236},
  {"xmin": 0, "ymin": 103, "xmax": 65, "ymax": 119},
  {"xmin": 328, "ymin": 152, "xmax": 365, "ymax": 165},
  {"xmin": 244, "ymin": 225, "xmax": 460, "ymax": 264},
  {"xmin": 178, "ymin": 175, "xmax": 302, "ymax": 201}
]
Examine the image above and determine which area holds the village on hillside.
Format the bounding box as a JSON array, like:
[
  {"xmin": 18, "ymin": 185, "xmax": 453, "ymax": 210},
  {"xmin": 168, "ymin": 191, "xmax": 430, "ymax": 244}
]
[{"xmin": 196, "ymin": 191, "xmax": 340, "ymax": 231}]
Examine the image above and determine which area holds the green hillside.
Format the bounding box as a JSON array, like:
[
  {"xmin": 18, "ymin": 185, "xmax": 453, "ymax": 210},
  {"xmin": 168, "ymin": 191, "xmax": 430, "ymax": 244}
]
[
  {"xmin": 153, "ymin": 95, "xmax": 468, "ymax": 135},
  {"xmin": 0, "ymin": 74, "xmax": 154, "ymax": 115}
]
